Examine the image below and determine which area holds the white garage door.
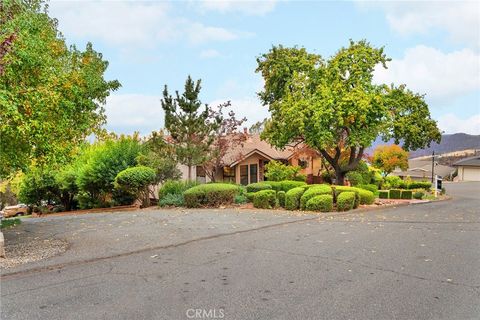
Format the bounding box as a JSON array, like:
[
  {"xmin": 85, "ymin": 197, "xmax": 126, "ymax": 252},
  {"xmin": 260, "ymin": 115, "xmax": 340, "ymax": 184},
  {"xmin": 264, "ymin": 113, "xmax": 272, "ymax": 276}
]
[{"xmin": 463, "ymin": 167, "xmax": 480, "ymax": 181}]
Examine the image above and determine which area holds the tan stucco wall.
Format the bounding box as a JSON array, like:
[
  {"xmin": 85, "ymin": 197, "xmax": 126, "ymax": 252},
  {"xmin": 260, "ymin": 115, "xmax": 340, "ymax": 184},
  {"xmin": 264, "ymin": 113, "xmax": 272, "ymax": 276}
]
[
  {"xmin": 289, "ymin": 152, "xmax": 323, "ymax": 176},
  {"xmin": 234, "ymin": 154, "xmax": 267, "ymax": 185},
  {"xmin": 458, "ymin": 166, "xmax": 480, "ymax": 181}
]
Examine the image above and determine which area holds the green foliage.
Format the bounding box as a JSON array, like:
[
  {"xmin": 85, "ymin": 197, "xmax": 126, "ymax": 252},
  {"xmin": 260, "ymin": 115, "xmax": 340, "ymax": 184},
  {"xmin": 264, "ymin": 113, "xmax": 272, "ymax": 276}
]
[
  {"xmin": 246, "ymin": 182, "xmax": 272, "ymax": 193},
  {"xmin": 183, "ymin": 183, "xmax": 240, "ymax": 208},
  {"xmin": 0, "ymin": 1, "xmax": 120, "ymax": 177},
  {"xmin": 300, "ymin": 185, "xmax": 332, "ymax": 210},
  {"xmin": 378, "ymin": 190, "xmax": 389, "ymax": 199},
  {"xmin": 407, "ymin": 181, "xmax": 432, "ymax": 190},
  {"xmin": 246, "ymin": 192, "xmax": 256, "ymax": 202},
  {"xmin": 333, "ymin": 186, "xmax": 360, "ymax": 209},
  {"xmin": 277, "ymin": 180, "xmax": 307, "ymax": 192},
  {"xmin": 401, "ymin": 190, "xmax": 413, "ymax": 200},
  {"xmin": 1, "ymin": 217, "xmax": 21, "ymax": 229},
  {"xmin": 356, "ymin": 189, "xmax": 375, "ymax": 205},
  {"xmin": 345, "ymin": 171, "xmax": 364, "ymax": 186},
  {"xmin": 19, "ymin": 166, "xmax": 60, "ymax": 206},
  {"xmin": 357, "ymin": 184, "xmax": 378, "ymax": 194},
  {"xmin": 389, "ymin": 189, "xmax": 402, "ymax": 199},
  {"xmin": 413, "ymin": 191, "xmax": 424, "ymax": 200},
  {"xmin": 276, "ymin": 191, "xmax": 286, "ymax": 208},
  {"xmin": 114, "ymin": 166, "xmax": 156, "ymax": 207},
  {"xmin": 384, "ymin": 176, "xmax": 404, "ymax": 189},
  {"xmin": 159, "ymin": 193, "xmax": 185, "ymax": 207},
  {"xmin": 253, "ymin": 190, "xmax": 277, "ymax": 209},
  {"xmin": 234, "ymin": 194, "xmax": 247, "ymax": 204},
  {"xmin": 285, "ymin": 187, "xmax": 305, "ymax": 210},
  {"xmin": 336, "ymin": 192, "xmax": 356, "ymax": 211},
  {"xmin": 264, "ymin": 160, "xmax": 302, "ymax": 181},
  {"xmin": 55, "ymin": 165, "xmax": 79, "ymax": 211},
  {"xmin": 158, "ymin": 180, "xmax": 199, "ymax": 200},
  {"xmin": 306, "ymin": 194, "xmax": 333, "ymax": 212},
  {"xmin": 256, "ymin": 41, "xmax": 440, "ymax": 185}
]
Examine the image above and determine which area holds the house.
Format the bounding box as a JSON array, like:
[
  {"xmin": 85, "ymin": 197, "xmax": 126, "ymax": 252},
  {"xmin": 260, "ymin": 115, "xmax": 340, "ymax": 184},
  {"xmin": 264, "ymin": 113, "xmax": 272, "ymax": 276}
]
[
  {"xmin": 453, "ymin": 156, "xmax": 480, "ymax": 181},
  {"xmin": 179, "ymin": 134, "xmax": 325, "ymax": 185},
  {"xmin": 392, "ymin": 159, "xmax": 455, "ymax": 181}
]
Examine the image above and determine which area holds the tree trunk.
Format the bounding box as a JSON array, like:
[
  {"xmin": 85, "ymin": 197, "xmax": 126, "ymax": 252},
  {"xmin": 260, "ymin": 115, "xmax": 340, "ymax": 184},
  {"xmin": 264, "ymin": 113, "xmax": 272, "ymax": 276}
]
[
  {"xmin": 187, "ymin": 165, "xmax": 192, "ymax": 181},
  {"xmin": 335, "ymin": 170, "xmax": 345, "ymax": 186}
]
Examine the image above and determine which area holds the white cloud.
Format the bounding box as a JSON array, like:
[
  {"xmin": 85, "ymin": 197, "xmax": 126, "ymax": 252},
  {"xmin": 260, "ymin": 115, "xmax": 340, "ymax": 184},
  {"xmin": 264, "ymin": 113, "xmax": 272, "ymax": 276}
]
[
  {"xmin": 359, "ymin": 1, "xmax": 480, "ymax": 48},
  {"xmin": 374, "ymin": 45, "xmax": 480, "ymax": 100},
  {"xmin": 200, "ymin": 49, "xmax": 221, "ymax": 58},
  {"xmin": 197, "ymin": 0, "xmax": 277, "ymax": 15},
  {"xmin": 437, "ymin": 113, "xmax": 480, "ymax": 134},
  {"xmin": 104, "ymin": 94, "xmax": 163, "ymax": 135},
  {"xmin": 49, "ymin": 1, "xmax": 245, "ymax": 46}
]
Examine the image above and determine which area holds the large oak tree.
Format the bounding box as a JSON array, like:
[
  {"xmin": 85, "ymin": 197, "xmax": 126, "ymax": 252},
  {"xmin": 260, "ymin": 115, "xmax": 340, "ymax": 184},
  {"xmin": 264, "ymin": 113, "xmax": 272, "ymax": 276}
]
[{"xmin": 256, "ymin": 40, "xmax": 441, "ymax": 185}]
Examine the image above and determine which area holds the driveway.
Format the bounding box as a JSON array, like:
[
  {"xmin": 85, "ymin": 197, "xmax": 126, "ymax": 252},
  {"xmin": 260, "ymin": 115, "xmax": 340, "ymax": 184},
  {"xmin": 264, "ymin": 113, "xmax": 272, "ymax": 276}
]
[{"xmin": 1, "ymin": 182, "xmax": 479, "ymax": 320}]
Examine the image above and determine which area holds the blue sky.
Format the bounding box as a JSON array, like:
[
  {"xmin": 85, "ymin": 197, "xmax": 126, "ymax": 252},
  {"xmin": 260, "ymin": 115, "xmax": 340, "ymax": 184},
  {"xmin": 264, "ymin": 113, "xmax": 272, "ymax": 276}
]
[{"xmin": 48, "ymin": 0, "xmax": 480, "ymax": 135}]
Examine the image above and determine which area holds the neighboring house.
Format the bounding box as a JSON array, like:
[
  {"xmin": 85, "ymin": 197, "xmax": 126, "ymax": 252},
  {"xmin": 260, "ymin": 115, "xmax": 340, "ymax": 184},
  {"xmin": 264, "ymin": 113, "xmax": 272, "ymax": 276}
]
[
  {"xmin": 179, "ymin": 134, "xmax": 325, "ymax": 185},
  {"xmin": 392, "ymin": 159, "xmax": 455, "ymax": 181},
  {"xmin": 453, "ymin": 156, "xmax": 480, "ymax": 181}
]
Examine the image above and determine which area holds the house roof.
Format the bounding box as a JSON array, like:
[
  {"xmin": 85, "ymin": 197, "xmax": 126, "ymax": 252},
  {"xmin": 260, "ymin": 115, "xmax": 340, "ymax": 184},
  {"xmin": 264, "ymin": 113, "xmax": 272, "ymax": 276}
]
[
  {"xmin": 453, "ymin": 156, "xmax": 480, "ymax": 167},
  {"xmin": 393, "ymin": 160, "xmax": 455, "ymax": 178},
  {"xmin": 223, "ymin": 134, "xmax": 294, "ymax": 167}
]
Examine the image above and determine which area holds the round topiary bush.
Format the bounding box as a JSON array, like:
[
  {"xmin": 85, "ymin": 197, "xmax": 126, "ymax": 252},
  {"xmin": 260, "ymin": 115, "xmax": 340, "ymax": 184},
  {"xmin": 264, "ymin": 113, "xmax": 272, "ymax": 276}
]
[
  {"xmin": 253, "ymin": 190, "xmax": 277, "ymax": 209},
  {"xmin": 356, "ymin": 188, "xmax": 375, "ymax": 205},
  {"xmin": 285, "ymin": 187, "xmax": 305, "ymax": 210},
  {"xmin": 246, "ymin": 182, "xmax": 272, "ymax": 193},
  {"xmin": 413, "ymin": 191, "xmax": 424, "ymax": 199},
  {"xmin": 333, "ymin": 186, "xmax": 360, "ymax": 208},
  {"xmin": 306, "ymin": 194, "xmax": 333, "ymax": 212},
  {"xmin": 114, "ymin": 166, "xmax": 156, "ymax": 207},
  {"xmin": 300, "ymin": 184, "xmax": 332, "ymax": 210},
  {"xmin": 357, "ymin": 184, "xmax": 378, "ymax": 194},
  {"xmin": 336, "ymin": 191, "xmax": 356, "ymax": 211},
  {"xmin": 277, "ymin": 190, "xmax": 286, "ymax": 208},
  {"xmin": 183, "ymin": 183, "xmax": 240, "ymax": 208}
]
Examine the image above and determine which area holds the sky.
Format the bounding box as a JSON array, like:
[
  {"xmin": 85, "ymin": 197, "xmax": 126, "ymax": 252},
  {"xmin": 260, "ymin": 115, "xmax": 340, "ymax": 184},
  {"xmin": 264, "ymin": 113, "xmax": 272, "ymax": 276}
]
[{"xmin": 48, "ymin": 0, "xmax": 480, "ymax": 136}]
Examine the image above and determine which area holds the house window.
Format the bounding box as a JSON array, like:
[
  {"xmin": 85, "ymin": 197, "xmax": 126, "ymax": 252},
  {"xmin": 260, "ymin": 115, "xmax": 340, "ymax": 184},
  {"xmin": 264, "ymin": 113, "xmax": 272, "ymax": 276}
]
[
  {"xmin": 240, "ymin": 165, "xmax": 249, "ymax": 185},
  {"xmin": 250, "ymin": 164, "xmax": 258, "ymax": 183},
  {"xmin": 298, "ymin": 159, "xmax": 308, "ymax": 169},
  {"xmin": 196, "ymin": 166, "xmax": 206, "ymax": 184},
  {"xmin": 223, "ymin": 166, "xmax": 235, "ymax": 183}
]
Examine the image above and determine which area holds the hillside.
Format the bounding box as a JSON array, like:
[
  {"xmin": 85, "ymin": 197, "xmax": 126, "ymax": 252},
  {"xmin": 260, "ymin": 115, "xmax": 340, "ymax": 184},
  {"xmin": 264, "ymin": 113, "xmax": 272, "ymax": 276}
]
[{"xmin": 366, "ymin": 133, "xmax": 480, "ymax": 158}]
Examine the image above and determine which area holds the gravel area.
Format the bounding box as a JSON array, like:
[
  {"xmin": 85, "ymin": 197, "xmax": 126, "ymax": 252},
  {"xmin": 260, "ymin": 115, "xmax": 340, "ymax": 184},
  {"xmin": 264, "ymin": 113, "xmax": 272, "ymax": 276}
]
[{"xmin": 0, "ymin": 238, "xmax": 68, "ymax": 269}]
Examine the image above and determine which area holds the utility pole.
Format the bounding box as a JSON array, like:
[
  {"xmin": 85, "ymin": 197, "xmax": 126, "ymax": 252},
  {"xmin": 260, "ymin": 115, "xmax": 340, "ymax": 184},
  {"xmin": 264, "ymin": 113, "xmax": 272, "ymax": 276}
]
[{"xmin": 431, "ymin": 150, "xmax": 435, "ymax": 184}]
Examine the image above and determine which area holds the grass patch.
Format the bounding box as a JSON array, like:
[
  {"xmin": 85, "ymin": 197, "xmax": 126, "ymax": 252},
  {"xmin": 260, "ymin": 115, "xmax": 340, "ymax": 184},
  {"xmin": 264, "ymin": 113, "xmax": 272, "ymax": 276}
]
[{"xmin": 1, "ymin": 218, "xmax": 21, "ymax": 229}]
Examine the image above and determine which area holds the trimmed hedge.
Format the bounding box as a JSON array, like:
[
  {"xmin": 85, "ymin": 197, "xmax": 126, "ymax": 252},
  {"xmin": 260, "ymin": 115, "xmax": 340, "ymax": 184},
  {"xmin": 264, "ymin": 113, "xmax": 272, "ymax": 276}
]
[
  {"xmin": 401, "ymin": 190, "xmax": 413, "ymax": 199},
  {"xmin": 253, "ymin": 190, "xmax": 277, "ymax": 209},
  {"xmin": 183, "ymin": 183, "xmax": 240, "ymax": 208},
  {"xmin": 379, "ymin": 190, "xmax": 389, "ymax": 199},
  {"xmin": 357, "ymin": 184, "xmax": 378, "ymax": 194},
  {"xmin": 246, "ymin": 182, "xmax": 272, "ymax": 193},
  {"xmin": 306, "ymin": 194, "xmax": 333, "ymax": 212},
  {"xmin": 389, "ymin": 189, "xmax": 402, "ymax": 199},
  {"xmin": 357, "ymin": 188, "xmax": 375, "ymax": 205},
  {"xmin": 285, "ymin": 187, "xmax": 305, "ymax": 210},
  {"xmin": 333, "ymin": 186, "xmax": 360, "ymax": 208},
  {"xmin": 337, "ymin": 192, "xmax": 356, "ymax": 211},
  {"xmin": 159, "ymin": 180, "xmax": 199, "ymax": 199},
  {"xmin": 407, "ymin": 181, "xmax": 432, "ymax": 190},
  {"xmin": 300, "ymin": 185, "xmax": 332, "ymax": 210},
  {"xmin": 246, "ymin": 192, "xmax": 256, "ymax": 202},
  {"xmin": 277, "ymin": 191, "xmax": 286, "ymax": 208},
  {"xmin": 413, "ymin": 191, "xmax": 424, "ymax": 200}
]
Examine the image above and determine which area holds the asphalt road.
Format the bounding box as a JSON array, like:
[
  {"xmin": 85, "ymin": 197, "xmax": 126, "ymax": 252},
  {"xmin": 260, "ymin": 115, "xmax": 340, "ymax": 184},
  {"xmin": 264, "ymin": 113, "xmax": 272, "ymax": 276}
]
[{"xmin": 1, "ymin": 182, "xmax": 479, "ymax": 320}]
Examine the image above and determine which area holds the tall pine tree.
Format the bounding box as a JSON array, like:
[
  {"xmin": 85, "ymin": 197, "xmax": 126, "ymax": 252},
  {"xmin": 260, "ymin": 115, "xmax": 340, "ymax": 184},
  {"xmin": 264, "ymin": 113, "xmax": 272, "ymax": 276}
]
[{"xmin": 161, "ymin": 76, "xmax": 220, "ymax": 180}]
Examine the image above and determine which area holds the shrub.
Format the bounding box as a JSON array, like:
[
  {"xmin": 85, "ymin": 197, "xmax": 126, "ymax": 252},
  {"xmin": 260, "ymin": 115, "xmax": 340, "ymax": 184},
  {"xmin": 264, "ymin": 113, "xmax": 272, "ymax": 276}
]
[
  {"xmin": 285, "ymin": 187, "xmax": 305, "ymax": 210},
  {"xmin": 246, "ymin": 182, "xmax": 272, "ymax": 193},
  {"xmin": 277, "ymin": 191, "xmax": 286, "ymax": 208},
  {"xmin": 384, "ymin": 176, "xmax": 403, "ymax": 189},
  {"xmin": 333, "ymin": 186, "xmax": 360, "ymax": 208},
  {"xmin": 389, "ymin": 189, "xmax": 401, "ymax": 199},
  {"xmin": 407, "ymin": 181, "xmax": 432, "ymax": 190},
  {"xmin": 378, "ymin": 190, "xmax": 389, "ymax": 199},
  {"xmin": 337, "ymin": 192, "xmax": 356, "ymax": 211},
  {"xmin": 264, "ymin": 160, "xmax": 301, "ymax": 181},
  {"xmin": 246, "ymin": 192, "xmax": 256, "ymax": 202},
  {"xmin": 401, "ymin": 190, "xmax": 413, "ymax": 199},
  {"xmin": 305, "ymin": 194, "xmax": 333, "ymax": 212},
  {"xmin": 114, "ymin": 166, "xmax": 156, "ymax": 207},
  {"xmin": 300, "ymin": 185, "xmax": 332, "ymax": 210},
  {"xmin": 413, "ymin": 191, "xmax": 424, "ymax": 200},
  {"xmin": 159, "ymin": 180, "xmax": 199, "ymax": 199},
  {"xmin": 279, "ymin": 180, "xmax": 307, "ymax": 192},
  {"xmin": 159, "ymin": 193, "xmax": 184, "ymax": 207},
  {"xmin": 293, "ymin": 174, "xmax": 306, "ymax": 182},
  {"xmin": 357, "ymin": 184, "xmax": 378, "ymax": 194},
  {"xmin": 183, "ymin": 183, "xmax": 240, "ymax": 208},
  {"xmin": 234, "ymin": 194, "xmax": 247, "ymax": 204},
  {"xmin": 357, "ymin": 189, "xmax": 375, "ymax": 205},
  {"xmin": 346, "ymin": 171, "xmax": 364, "ymax": 186},
  {"xmin": 253, "ymin": 190, "xmax": 277, "ymax": 209}
]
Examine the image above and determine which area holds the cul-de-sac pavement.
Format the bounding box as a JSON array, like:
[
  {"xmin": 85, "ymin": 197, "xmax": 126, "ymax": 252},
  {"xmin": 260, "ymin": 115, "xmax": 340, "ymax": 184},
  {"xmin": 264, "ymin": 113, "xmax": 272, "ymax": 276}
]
[{"xmin": 1, "ymin": 182, "xmax": 479, "ymax": 320}]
